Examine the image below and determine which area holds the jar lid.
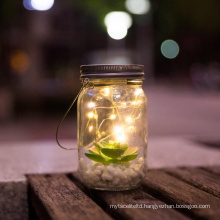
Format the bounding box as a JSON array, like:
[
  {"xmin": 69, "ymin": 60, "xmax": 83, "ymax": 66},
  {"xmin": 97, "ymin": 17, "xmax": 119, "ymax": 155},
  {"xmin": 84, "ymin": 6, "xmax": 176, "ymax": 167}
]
[{"xmin": 80, "ymin": 64, "xmax": 144, "ymax": 79}]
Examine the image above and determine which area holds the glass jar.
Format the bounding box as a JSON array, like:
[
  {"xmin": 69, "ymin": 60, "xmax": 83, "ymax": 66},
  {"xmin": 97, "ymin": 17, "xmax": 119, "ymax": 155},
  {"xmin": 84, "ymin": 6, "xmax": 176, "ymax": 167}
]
[{"xmin": 77, "ymin": 65, "xmax": 148, "ymax": 191}]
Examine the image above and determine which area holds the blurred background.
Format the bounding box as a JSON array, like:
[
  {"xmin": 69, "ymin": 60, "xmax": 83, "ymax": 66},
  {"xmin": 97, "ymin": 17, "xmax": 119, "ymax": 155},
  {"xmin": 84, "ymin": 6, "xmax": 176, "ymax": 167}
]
[{"xmin": 0, "ymin": 0, "xmax": 220, "ymax": 144}]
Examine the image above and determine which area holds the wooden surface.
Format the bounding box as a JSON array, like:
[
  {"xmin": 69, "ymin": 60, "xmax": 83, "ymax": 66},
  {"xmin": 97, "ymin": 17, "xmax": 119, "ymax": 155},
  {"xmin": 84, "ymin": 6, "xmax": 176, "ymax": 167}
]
[
  {"xmin": 1, "ymin": 138, "xmax": 220, "ymax": 220},
  {"xmin": 28, "ymin": 174, "xmax": 112, "ymax": 220},
  {"xmin": 28, "ymin": 166, "xmax": 220, "ymax": 220},
  {"xmin": 164, "ymin": 167, "xmax": 220, "ymax": 198}
]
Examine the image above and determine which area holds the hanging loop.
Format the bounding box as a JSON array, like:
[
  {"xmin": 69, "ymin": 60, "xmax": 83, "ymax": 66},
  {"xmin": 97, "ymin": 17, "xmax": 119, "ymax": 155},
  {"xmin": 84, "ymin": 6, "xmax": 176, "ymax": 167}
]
[{"xmin": 56, "ymin": 78, "xmax": 90, "ymax": 150}]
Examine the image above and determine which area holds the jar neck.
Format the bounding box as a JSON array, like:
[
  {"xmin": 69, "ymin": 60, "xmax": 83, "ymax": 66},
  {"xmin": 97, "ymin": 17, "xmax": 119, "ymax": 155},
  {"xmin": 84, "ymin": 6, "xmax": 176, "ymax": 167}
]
[{"xmin": 85, "ymin": 78, "xmax": 144, "ymax": 86}]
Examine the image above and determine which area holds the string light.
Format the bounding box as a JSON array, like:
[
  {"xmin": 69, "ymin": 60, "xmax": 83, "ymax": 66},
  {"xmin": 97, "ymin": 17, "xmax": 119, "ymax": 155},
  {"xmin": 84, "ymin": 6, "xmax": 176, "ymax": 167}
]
[
  {"xmin": 114, "ymin": 126, "xmax": 123, "ymax": 133},
  {"xmin": 126, "ymin": 116, "xmax": 132, "ymax": 122},
  {"xmin": 88, "ymin": 112, "xmax": 94, "ymax": 118},
  {"xmin": 84, "ymin": 86, "xmax": 146, "ymax": 146},
  {"xmin": 135, "ymin": 89, "xmax": 142, "ymax": 95},
  {"xmin": 88, "ymin": 102, "xmax": 96, "ymax": 108},
  {"xmin": 114, "ymin": 126, "xmax": 126, "ymax": 143},
  {"xmin": 132, "ymin": 101, "xmax": 137, "ymax": 105},
  {"xmin": 121, "ymin": 102, "xmax": 127, "ymax": 107},
  {"xmin": 101, "ymin": 88, "xmax": 110, "ymax": 96},
  {"xmin": 116, "ymin": 134, "xmax": 126, "ymax": 143},
  {"xmin": 110, "ymin": 114, "xmax": 116, "ymax": 120}
]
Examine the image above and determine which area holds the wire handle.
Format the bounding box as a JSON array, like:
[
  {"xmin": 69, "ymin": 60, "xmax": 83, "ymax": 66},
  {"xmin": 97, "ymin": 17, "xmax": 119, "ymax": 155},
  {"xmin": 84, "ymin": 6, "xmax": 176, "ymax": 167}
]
[{"xmin": 56, "ymin": 78, "xmax": 90, "ymax": 150}]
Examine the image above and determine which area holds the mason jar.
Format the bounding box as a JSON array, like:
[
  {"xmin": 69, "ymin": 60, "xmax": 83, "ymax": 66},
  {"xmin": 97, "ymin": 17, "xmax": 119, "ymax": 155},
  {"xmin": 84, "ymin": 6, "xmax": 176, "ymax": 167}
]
[{"xmin": 77, "ymin": 64, "xmax": 148, "ymax": 191}]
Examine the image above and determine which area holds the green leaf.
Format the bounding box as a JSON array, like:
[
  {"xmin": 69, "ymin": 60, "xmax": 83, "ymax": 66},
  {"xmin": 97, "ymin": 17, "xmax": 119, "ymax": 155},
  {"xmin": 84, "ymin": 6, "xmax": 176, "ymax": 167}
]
[
  {"xmin": 122, "ymin": 147, "xmax": 138, "ymax": 156},
  {"xmin": 89, "ymin": 146, "xmax": 100, "ymax": 155},
  {"xmin": 106, "ymin": 158, "xmax": 121, "ymax": 163},
  {"xmin": 94, "ymin": 142, "xmax": 103, "ymax": 151},
  {"xmin": 109, "ymin": 140, "xmax": 115, "ymax": 145},
  {"xmin": 120, "ymin": 143, "xmax": 128, "ymax": 150},
  {"xmin": 85, "ymin": 153, "xmax": 106, "ymax": 163},
  {"xmin": 121, "ymin": 154, "xmax": 138, "ymax": 162},
  {"xmin": 102, "ymin": 141, "xmax": 111, "ymax": 148},
  {"xmin": 101, "ymin": 148, "xmax": 125, "ymax": 158}
]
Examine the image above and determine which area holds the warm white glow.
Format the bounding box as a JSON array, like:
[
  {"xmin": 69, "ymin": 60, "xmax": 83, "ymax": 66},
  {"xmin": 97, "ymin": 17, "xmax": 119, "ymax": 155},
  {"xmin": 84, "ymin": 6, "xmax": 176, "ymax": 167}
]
[
  {"xmin": 116, "ymin": 134, "xmax": 126, "ymax": 143},
  {"xmin": 31, "ymin": 0, "xmax": 54, "ymax": 11},
  {"xmin": 125, "ymin": 0, "xmax": 151, "ymax": 15},
  {"xmin": 101, "ymin": 88, "xmax": 110, "ymax": 96},
  {"xmin": 114, "ymin": 126, "xmax": 126, "ymax": 143},
  {"xmin": 114, "ymin": 126, "xmax": 123, "ymax": 133},
  {"xmin": 132, "ymin": 101, "xmax": 137, "ymax": 105},
  {"xmin": 135, "ymin": 89, "xmax": 142, "ymax": 95},
  {"xmin": 121, "ymin": 102, "xmax": 127, "ymax": 107},
  {"xmin": 107, "ymin": 25, "xmax": 127, "ymax": 40},
  {"xmin": 110, "ymin": 114, "xmax": 116, "ymax": 120},
  {"xmin": 88, "ymin": 102, "xmax": 96, "ymax": 108},
  {"xmin": 89, "ymin": 126, "xmax": 93, "ymax": 132},
  {"xmin": 104, "ymin": 11, "xmax": 132, "ymax": 29},
  {"xmin": 88, "ymin": 112, "xmax": 94, "ymax": 118},
  {"xmin": 126, "ymin": 116, "xmax": 132, "ymax": 122},
  {"xmin": 161, "ymin": 39, "xmax": 180, "ymax": 59}
]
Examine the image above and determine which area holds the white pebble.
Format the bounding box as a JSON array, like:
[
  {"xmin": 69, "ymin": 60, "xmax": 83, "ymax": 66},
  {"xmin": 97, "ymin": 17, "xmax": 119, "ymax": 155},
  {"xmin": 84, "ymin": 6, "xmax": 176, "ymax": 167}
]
[
  {"xmin": 112, "ymin": 178, "xmax": 120, "ymax": 185},
  {"xmin": 106, "ymin": 166, "xmax": 115, "ymax": 175},
  {"xmin": 94, "ymin": 169, "xmax": 102, "ymax": 175},
  {"xmin": 123, "ymin": 169, "xmax": 129, "ymax": 177},
  {"xmin": 96, "ymin": 165, "xmax": 105, "ymax": 172},
  {"xmin": 129, "ymin": 163, "xmax": 136, "ymax": 169},
  {"xmin": 137, "ymin": 157, "xmax": 144, "ymax": 164},
  {"xmin": 102, "ymin": 173, "xmax": 113, "ymax": 181},
  {"xmin": 79, "ymin": 157, "xmax": 146, "ymax": 189},
  {"xmin": 120, "ymin": 172, "xmax": 127, "ymax": 180}
]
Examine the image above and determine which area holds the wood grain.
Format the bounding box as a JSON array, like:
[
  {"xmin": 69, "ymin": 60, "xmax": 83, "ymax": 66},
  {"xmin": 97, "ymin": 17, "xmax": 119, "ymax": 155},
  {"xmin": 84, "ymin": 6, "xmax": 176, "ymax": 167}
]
[
  {"xmin": 28, "ymin": 174, "xmax": 112, "ymax": 220},
  {"xmin": 142, "ymin": 170, "xmax": 220, "ymax": 220},
  {"xmin": 70, "ymin": 173, "xmax": 190, "ymax": 220},
  {"xmin": 164, "ymin": 167, "xmax": 220, "ymax": 198},
  {"xmin": 201, "ymin": 166, "xmax": 220, "ymax": 176}
]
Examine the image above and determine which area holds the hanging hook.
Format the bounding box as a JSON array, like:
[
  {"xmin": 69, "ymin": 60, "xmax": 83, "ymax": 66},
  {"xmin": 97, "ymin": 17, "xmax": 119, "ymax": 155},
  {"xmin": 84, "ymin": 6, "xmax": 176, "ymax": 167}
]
[{"xmin": 56, "ymin": 78, "xmax": 90, "ymax": 150}]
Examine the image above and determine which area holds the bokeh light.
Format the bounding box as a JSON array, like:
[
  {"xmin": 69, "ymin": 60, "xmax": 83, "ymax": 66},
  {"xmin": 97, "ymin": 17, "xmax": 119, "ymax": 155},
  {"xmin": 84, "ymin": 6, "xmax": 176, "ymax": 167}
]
[
  {"xmin": 107, "ymin": 25, "xmax": 128, "ymax": 40},
  {"xmin": 23, "ymin": 0, "xmax": 34, "ymax": 10},
  {"xmin": 125, "ymin": 0, "xmax": 151, "ymax": 15},
  {"xmin": 31, "ymin": 0, "xmax": 54, "ymax": 11},
  {"xmin": 104, "ymin": 11, "xmax": 132, "ymax": 40},
  {"xmin": 10, "ymin": 50, "xmax": 30, "ymax": 75},
  {"xmin": 104, "ymin": 11, "xmax": 132, "ymax": 29},
  {"xmin": 161, "ymin": 39, "xmax": 180, "ymax": 59}
]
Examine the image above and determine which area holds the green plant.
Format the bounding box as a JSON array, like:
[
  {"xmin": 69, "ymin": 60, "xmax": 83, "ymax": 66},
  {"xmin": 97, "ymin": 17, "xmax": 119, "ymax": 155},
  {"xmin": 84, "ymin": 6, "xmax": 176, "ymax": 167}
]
[{"xmin": 85, "ymin": 140, "xmax": 138, "ymax": 164}]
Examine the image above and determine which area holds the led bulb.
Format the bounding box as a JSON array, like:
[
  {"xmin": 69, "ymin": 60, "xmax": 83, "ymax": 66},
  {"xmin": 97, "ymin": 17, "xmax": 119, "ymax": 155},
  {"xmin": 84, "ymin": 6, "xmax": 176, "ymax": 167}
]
[
  {"xmin": 135, "ymin": 89, "xmax": 142, "ymax": 95},
  {"xmin": 110, "ymin": 114, "xmax": 116, "ymax": 120},
  {"xmin": 89, "ymin": 126, "xmax": 93, "ymax": 132},
  {"xmin": 88, "ymin": 102, "xmax": 96, "ymax": 108},
  {"xmin": 114, "ymin": 126, "xmax": 123, "ymax": 133},
  {"xmin": 101, "ymin": 88, "xmax": 110, "ymax": 96},
  {"xmin": 132, "ymin": 101, "xmax": 137, "ymax": 105},
  {"xmin": 126, "ymin": 116, "xmax": 132, "ymax": 122},
  {"xmin": 116, "ymin": 134, "xmax": 126, "ymax": 143},
  {"xmin": 88, "ymin": 112, "xmax": 94, "ymax": 118}
]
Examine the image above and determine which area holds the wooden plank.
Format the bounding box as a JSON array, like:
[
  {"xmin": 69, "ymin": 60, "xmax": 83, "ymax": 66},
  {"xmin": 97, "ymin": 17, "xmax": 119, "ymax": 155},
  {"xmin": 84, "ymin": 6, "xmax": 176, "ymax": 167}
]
[
  {"xmin": 142, "ymin": 170, "xmax": 220, "ymax": 220},
  {"xmin": 70, "ymin": 173, "xmax": 191, "ymax": 220},
  {"xmin": 164, "ymin": 167, "xmax": 220, "ymax": 198},
  {"xmin": 28, "ymin": 174, "xmax": 112, "ymax": 220},
  {"xmin": 201, "ymin": 166, "xmax": 220, "ymax": 176},
  {"xmin": 0, "ymin": 179, "xmax": 28, "ymax": 220}
]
